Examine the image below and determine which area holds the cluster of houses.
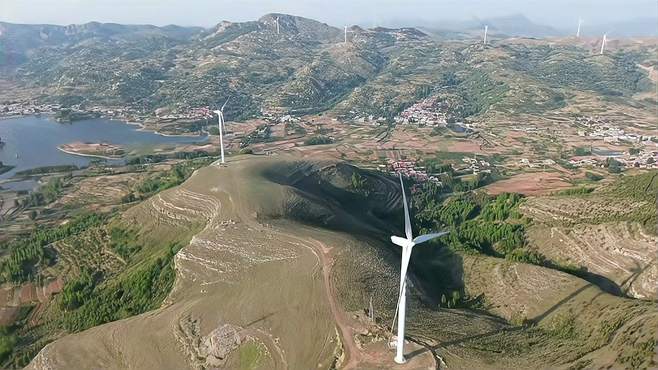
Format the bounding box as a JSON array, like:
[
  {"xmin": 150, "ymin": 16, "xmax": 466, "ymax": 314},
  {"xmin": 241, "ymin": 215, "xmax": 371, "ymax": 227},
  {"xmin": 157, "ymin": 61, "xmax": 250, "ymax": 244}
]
[
  {"xmin": 1, "ymin": 100, "xmax": 225, "ymax": 122},
  {"xmin": 519, "ymin": 158, "xmax": 557, "ymax": 168},
  {"xmin": 0, "ymin": 102, "xmax": 59, "ymax": 117},
  {"xmin": 625, "ymin": 150, "xmax": 658, "ymax": 168},
  {"xmin": 576, "ymin": 116, "xmax": 655, "ymax": 144},
  {"xmin": 460, "ymin": 156, "xmax": 493, "ymax": 174},
  {"xmin": 0, "ymin": 101, "xmax": 154, "ymax": 122},
  {"xmin": 583, "ymin": 127, "xmax": 653, "ymax": 144},
  {"xmin": 353, "ymin": 115, "xmax": 387, "ymax": 125},
  {"xmin": 154, "ymin": 106, "xmax": 214, "ymax": 121},
  {"xmin": 394, "ymin": 96, "xmax": 451, "ymax": 126},
  {"xmin": 385, "ymin": 160, "xmax": 440, "ymax": 183},
  {"xmin": 568, "ymin": 149, "xmax": 658, "ymax": 169},
  {"xmin": 383, "ymin": 155, "xmax": 495, "ymax": 183}
]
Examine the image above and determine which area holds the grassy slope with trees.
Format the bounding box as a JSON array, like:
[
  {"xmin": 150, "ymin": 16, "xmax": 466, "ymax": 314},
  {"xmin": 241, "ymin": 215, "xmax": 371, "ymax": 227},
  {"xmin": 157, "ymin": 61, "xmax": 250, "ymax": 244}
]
[{"xmin": 0, "ymin": 156, "xmax": 214, "ymax": 368}]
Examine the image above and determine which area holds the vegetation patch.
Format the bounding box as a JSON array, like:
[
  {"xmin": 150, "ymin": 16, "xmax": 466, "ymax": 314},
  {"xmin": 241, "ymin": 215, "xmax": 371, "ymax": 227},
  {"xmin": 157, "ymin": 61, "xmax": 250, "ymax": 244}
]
[
  {"xmin": 0, "ymin": 213, "xmax": 106, "ymax": 283},
  {"xmin": 127, "ymin": 157, "xmax": 214, "ymax": 201},
  {"xmin": 61, "ymin": 243, "xmax": 181, "ymax": 332},
  {"xmin": 237, "ymin": 340, "xmax": 267, "ymax": 370},
  {"xmin": 304, "ymin": 135, "xmax": 334, "ymax": 146}
]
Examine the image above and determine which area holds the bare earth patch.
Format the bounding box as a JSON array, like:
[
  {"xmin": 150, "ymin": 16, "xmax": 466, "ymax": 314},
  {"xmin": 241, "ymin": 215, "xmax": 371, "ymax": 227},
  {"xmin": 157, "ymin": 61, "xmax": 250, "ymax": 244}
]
[{"xmin": 485, "ymin": 172, "xmax": 572, "ymax": 195}]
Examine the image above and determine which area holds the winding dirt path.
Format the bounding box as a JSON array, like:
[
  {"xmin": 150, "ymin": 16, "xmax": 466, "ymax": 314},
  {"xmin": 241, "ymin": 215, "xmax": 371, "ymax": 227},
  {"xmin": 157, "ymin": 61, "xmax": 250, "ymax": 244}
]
[
  {"xmin": 285, "ymin": 233, "xmax": 361, "ymax": 369},
  {"xmin": 312, "ymin": 238, "xmax": 361, "ymax": 369}
]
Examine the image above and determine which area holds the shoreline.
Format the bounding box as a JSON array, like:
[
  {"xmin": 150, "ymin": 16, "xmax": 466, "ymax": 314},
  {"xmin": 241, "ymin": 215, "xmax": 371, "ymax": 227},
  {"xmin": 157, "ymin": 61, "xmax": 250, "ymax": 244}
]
[
  {"xmin": 0, "ymin": 166, "xmax": 15, "ymax": 176},
  {"xmin": 0, "ymin": 115, "xmax": 26, "ymax": 121},
  {"xmin": 131, "ymin": 120, "xmax": 208, "ymax": 138},
  {"xmin": 56, "ymin": 147, "xmax": 123, "ymax": 161},
  {"xmin": 8, "ymin": 113, "xmax": 208, "ymax": 139}
]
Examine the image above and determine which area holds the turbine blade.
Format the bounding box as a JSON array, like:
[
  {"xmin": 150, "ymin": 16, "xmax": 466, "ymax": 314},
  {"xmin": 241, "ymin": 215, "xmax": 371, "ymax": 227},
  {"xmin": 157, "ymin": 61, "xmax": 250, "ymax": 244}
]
[
  {"xmin": 399, "ymin": 173, "xmax": 412, "ymax": 240},
  {"xmin": 221, "ymin": 97, "xmax": 230, "ymax": 112},
  {"xmin": 391, "ymin": 235, "xmax": 408, "ymax": 247},
  {"xmin": 413, "ymin": 231, "xmax": 449, "ymax": 245}
]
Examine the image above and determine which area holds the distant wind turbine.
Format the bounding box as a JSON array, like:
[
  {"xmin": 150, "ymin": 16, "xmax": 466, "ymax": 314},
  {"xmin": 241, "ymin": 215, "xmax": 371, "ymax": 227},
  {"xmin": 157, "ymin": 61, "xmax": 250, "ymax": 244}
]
[
  {"xmin": 600, "ymin": 33, "xmax": 607, "ymax": 54},
  {"xmin": 391, "ymin": 173, "xmax": 448, "ymax": 364},
  {"xmin": 275, "ymin": 16, "xmax": 280, "ymax": 35},
  {"xmin": 213, "ymin": 98, "xmax": 229, "ymax": 164},
  {"xmin": 483, "ymin": 25, "xmax": 489, "ymax": 45},
  {"xmin": 344, "ymin": 25, "xmax": 355, "ymax": 44},
  {"xmin": 576, "ymin": 18, "xmax": 583, "ymax": 38}
]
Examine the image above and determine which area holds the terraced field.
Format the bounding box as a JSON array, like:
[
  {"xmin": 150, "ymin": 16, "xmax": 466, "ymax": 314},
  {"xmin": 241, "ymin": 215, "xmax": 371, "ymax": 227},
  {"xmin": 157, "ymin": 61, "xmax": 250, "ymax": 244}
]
[
  {"xmin": 522, "ymin": 172, "xmax": 658, "ymax": 300},
  {"xmin": 527, "ymin": 222, "xmax": 657, "ymax": 299},
  {"xmin": 521, "ymin": 196, "xmax": 651, "ymax": 226},
  {"xmin": 56, "ymin": 172, "xmax": 145, "ymax": 210}
]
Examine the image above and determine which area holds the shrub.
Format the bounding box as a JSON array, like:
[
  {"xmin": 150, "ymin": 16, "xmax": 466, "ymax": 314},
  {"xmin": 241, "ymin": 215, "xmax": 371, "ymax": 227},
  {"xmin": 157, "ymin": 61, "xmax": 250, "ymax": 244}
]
[
  {"xmin": 239, "ymin": 148, "xmax": 254, "ymax": 155},
  {"xmin": 304, "ymin": 135, "xmax": 333, "ymax": 146},
  {"xmin": 0, "ymin": 327, "xmax": 16, "ymax": 362},
  {"xmin": 573, "ymin": 147, "xmax": 591, "ymax": 156},
  {"xmin": 585, "ymin": 172, "xmax": 604, "ymax": 181},
  {"xmin": 556, "ymin": 187, "xmax": 594, "ymax": 196}
]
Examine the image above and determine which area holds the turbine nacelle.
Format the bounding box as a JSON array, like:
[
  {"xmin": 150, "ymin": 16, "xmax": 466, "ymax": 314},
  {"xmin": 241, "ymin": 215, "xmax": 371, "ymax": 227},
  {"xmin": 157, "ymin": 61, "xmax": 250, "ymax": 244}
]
[{"xmin": 391, "ymin": 233, "xmax": 449, "ymax": 249}]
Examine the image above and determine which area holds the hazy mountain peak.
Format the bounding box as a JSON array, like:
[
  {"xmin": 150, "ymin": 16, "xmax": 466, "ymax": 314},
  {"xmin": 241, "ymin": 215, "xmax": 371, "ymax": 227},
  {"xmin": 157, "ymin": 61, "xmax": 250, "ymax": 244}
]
[{"xmin": 257, "ymin": 13, "xmax": 341, "ymax": 41}]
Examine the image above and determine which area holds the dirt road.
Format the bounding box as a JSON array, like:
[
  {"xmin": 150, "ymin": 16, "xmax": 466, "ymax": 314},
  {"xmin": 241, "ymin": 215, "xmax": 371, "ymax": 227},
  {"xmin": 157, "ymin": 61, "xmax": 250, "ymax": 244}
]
[{"xmin": 285, "ymin": 233, "xmax": 361, "ymax": 369}]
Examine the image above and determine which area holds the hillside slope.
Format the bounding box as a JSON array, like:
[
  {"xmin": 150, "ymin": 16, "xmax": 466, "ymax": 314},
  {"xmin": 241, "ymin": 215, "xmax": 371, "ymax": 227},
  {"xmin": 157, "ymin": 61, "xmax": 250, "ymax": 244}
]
[{"xmin": 25, "ymin": 156, "xmax": 658, "ymax": 370}]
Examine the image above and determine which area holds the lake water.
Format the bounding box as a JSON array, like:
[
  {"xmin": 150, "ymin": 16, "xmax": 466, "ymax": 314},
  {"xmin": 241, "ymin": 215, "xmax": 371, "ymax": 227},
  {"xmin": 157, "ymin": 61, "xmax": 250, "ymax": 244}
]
[{"xmin": 0, "ymin": 116, "xmax": 208, "ymax": 181}]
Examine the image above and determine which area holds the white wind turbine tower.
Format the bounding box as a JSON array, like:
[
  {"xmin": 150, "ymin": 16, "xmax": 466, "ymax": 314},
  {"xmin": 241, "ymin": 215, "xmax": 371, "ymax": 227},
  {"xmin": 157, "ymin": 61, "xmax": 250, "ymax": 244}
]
[
  {"xmin": 576, "ymin": 18, "xmax": 583, "ymax": 38},
  {"xmin": 600, "ymin": 33, "xmax": 607, "ymax": 55},
  {"xmin": 344, "ymin": 26, "xmax": 355, "ymax": 44},
  {"xmin": 275, "ymin": 16, "xmax": 280, "ymax": 35},
  {"xmin": 213, "ymin": 98, "xmax": 229, "ymax": 165},
  {"xmin": 391, "ymin": 173, "xmax": 448, "ymax": 364},
  {"xmin": 483, "ymin": 25, "xmax": 489, "ymax": 45}
]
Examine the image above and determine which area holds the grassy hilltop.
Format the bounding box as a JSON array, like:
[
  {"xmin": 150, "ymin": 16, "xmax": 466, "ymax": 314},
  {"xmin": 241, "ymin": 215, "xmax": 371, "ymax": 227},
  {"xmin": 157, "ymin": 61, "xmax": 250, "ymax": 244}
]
[{"xmin": 0, "ymin": 155, "xmax": 652, "ymax": 369}]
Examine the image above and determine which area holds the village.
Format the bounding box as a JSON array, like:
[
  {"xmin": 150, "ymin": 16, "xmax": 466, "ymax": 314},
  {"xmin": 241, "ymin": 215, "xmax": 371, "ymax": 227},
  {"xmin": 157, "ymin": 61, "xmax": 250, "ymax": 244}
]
[
  {"xmin": 0, "ymin": 102, "xmax": 216, "ymax": 123},
  {"xmin": 575, "ymin": 115, "xmax": 656, "ymax": 144},
  {"xmin": 383, "ymin": 155, "xmax": 493, "ymax": 184}
]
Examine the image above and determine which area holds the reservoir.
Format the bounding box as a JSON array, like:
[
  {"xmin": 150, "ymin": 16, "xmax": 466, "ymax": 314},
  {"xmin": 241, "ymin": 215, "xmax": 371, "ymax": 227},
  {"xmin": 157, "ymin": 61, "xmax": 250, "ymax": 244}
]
[{"xmin": 0, "ymin": 115, "xmax": 208, "ymax": 181}]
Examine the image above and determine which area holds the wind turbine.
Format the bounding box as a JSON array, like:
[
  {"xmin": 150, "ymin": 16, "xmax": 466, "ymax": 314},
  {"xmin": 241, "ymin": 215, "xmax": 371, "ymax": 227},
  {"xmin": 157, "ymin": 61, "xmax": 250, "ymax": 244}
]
[
  {"xmin": 483, "ymin": 25, "xmax": 488, "ymax": 45},
  {"xmin": 275, "ymin": 16, "xmax": 280, "ymax": 35},
  {"xmin": 600, "ymin": 33, "xmax": 607, "ymax": 55},
  {"xmin": 391, "ymin": 173, "xmax": 448, "ymax": 364},
  {"xmin": 213, "ymin": 98, "xmax": 229, "ymax": 165},
  {"xmin": 576, "ymin": 18, "xmax": 583, "ymax": 38},
  {"xmin": 344, "ymin": 25, "xmax": 355, "ymax": 44}
]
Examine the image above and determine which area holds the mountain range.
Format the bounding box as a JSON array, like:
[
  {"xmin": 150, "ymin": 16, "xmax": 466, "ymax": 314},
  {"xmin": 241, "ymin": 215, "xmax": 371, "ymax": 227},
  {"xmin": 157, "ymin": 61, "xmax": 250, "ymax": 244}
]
[{"xmin": 0, "ymin": 13, "xmax": 656, "ymax": 122}]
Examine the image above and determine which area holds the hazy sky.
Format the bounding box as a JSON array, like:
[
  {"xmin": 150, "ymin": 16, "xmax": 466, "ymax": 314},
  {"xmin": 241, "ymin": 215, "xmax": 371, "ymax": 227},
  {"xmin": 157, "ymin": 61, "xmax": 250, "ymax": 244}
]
[{"xmin": 1, "ymin": 0, "xmax": 656, "ymax": 28}]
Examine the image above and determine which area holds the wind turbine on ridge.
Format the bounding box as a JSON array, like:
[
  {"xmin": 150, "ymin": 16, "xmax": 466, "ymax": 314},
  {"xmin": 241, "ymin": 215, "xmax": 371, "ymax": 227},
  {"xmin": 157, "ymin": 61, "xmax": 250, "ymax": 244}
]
[
  {"xmin": 576, "ymin": 18, "xmax": 583, "ymax": 38},
  {"xmin": 390, "ymin": 173, "xmax": 448, "ymax": 364},
  {"xmin": 600, "ymin": 33, "xmax": 607, "ymax": 55},
  {"xmin": 344, "ymin": 25, "xmax": 355, "ymax": 44},
  {"xmin": 483, "ymin": 25, "xmax": 488, "ymax": 45},
  {"xmin": 275, "ymin": 16, "xmax": 280, "ymax": 35},
  {"xmin": 213, "ymin": 98, "xmax": 229, "ymax": 165}
]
